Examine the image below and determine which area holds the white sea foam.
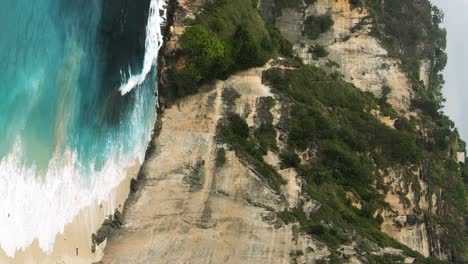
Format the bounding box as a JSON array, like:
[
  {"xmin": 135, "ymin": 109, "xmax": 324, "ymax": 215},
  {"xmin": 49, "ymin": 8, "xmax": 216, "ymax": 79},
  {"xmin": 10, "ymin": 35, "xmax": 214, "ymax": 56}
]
[
  {"xmin": 0, "ymin": 87, "xmax": 155, "ymax": 257},
  {"xmin": 119, "ymin": 0, "xmax": 167, "ymax": 95},
  {"xmin": 0, "ymin": 0, "xmax": 165, "ymax": 257}
]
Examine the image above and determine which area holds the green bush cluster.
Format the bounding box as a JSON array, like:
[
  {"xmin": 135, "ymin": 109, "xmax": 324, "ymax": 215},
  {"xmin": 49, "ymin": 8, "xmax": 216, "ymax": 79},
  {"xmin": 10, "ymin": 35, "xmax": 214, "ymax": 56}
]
[
  {"xmin": 378, "ymin": 85, "xmax": 398, "ymax": 118},
  {"xmin": 169, "ymin": 0, "xmax": 292, "ymax": 99},
  {"xmin": 309, "ymin": 45, "xmax": 329, "ymax": 59},
  {"xmin": 177, "ymin": 25, "xmax": 227, "ymax": 95},
  {"xmin": 303, "ymin": 14, "xmax": 334, "ymax": 40},
  {"xmin": 253, "ymin": 96, "xmax": 278, "ymax": 154},
  {"xmin": 279, "ymin": 149, "xmax": 301, "ymax": 168}
]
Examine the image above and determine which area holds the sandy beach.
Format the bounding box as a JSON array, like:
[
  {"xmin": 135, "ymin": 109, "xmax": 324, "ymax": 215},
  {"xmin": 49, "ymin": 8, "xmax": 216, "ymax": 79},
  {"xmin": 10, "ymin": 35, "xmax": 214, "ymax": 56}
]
[{"xmin": 0, "ymin": 161, "xmax": 141, "ymax": 264}]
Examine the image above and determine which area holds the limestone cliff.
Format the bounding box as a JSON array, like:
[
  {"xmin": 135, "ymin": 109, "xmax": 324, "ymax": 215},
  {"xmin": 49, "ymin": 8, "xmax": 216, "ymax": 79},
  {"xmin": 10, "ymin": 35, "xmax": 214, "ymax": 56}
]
[
  {"xmin": 261, "ymin": 0, "xmax": 466, "ymax": 261},
  {"xmin": 97, "ymin": 0, "xmax": 466, "ymax": 263},
  {"xmin": 100, "ymin": 63, "xmax": 332, "ymax": 263}
]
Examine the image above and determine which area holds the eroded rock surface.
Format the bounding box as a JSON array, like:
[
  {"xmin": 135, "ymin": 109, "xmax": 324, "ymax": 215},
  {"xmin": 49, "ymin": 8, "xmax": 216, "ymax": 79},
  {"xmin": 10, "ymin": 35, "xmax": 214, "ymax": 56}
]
[{"xmin": 101, "ymin": 65, "xmax": 330, "ymax": 263}]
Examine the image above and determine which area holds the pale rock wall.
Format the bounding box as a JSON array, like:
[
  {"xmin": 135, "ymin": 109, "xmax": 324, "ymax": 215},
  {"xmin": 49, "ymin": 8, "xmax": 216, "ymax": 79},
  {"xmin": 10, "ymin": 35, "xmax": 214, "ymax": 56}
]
[
  {"xmin": 101, "ymin": 66, "xmax": 329, "ymax": 264},
  {"xmin": 274, "ymin": 0, "xmax": 414, "ymax": 112},
  {"xmin": 379, "ymin": 168, "xmax": 431, "ymax": 257},
  {"xmin": 377, "ymin": 165, "xmax": 445, "ymax": 258}
]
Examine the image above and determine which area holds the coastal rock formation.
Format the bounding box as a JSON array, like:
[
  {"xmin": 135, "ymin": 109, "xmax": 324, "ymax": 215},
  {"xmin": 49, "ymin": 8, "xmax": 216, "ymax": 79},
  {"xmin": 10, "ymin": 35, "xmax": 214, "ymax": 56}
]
[
  {"xmin": 100, "ymin": 0, "xmax": 466, "ymax": 263},
  {"xmin": 101, "ymin": 65, "xmax": 331, "ymax": 264}
]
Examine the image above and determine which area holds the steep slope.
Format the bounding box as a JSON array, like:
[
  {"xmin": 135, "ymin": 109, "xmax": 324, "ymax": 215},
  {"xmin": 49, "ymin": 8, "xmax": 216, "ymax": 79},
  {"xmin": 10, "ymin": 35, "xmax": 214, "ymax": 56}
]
[
  {"xmin": 98, "ymin": 0, "xmax": 467, "ymax": 263},
  {"xmin": 101, "ymin": 65, "xmax": 333, "ymax": 264},
  {"xmin": 263, "ymin": 0, "xmax": 466, "ymax": 261}
]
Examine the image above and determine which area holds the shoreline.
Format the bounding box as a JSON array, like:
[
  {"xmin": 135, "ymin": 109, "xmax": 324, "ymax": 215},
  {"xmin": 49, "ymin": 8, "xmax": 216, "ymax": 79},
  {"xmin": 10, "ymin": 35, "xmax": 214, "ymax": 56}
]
[
  {"xmin": 0, "ymin": 161, "xmax": 141, "ymax": 264},
  {"xmin": 0, "ymin": 0, "xmax": 175, "ymax": 262}
]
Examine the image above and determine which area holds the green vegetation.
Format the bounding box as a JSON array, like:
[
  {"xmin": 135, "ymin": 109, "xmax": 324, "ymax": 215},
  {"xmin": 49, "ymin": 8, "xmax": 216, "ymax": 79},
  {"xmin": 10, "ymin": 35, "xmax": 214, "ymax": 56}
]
[
  {"xmin": 264, "ymin": 63, "xmax": 467, "ymax": 260},
  {"xmin": 264, "ymin": 65, "xmax": 426, "ymax": 251},
  {"xmin": 215, "ymin": 148, "xmax": 227, "ymax": 168},
  {"xmin": 217, "ymin": 113, "xmax": 286, "ymax": 191},
  {"xmin": 254, "ymin": 96, "xmax": 278, "ymax": 154},
  {"xmin": 303, "ymin": 14, "xmax": 334, "ymax": 40},
  {"xmin": 309, "ymin": 45, "xmax": 329, "ymax": 59},
  {"xmin": 365, "ymin": 0, "xmax": 447, "ymax": 111},
  {"xmin": 264, "ymin": 61, "xmax": 468, "ymax": 263},
  {"xmin": 177, "ymin": 25, "xmax": 226, "ymax": 93},
  {"xmin": 365, "ymin": 0, "xmax": 433, "ymax": 87},
  {"xmin": 378, "ymin": 85, "xmax": 398, "ymax": 118},
  {"xmin": 362, "ymin": 1, "xmax": 467, "ymax": 260},
  {"xmin": 279, "ymin": 149, "xmax": 301, "ymax": 168},
  {"xmin": 164, "ymin": 0, "xmax": 292, "ymax": 99},
  {"xmin": 264, "ymin": 66, "xmax": 422, "ymax": 168}
]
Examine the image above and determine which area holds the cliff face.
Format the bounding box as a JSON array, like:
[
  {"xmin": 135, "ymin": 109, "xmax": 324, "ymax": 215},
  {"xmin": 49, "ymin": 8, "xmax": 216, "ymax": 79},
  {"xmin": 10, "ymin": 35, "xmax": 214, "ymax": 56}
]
[
  {"xmin": 272, "ymin": 0, "xmax": 414, "ymax": 112},
  {"xmin": 101, "ymin": 63, "xmax": 331, "ymax": 263},
  {"xmin": 99, "ymin": 0, "xmax": 466, "ymax": 263},
  {"xmin": 263, "ymin": 0, "xmax": 450, "ymax": 259},
  {"xmin": 102, "ymin": 2, "xmax": 319, "ymax": 263}
]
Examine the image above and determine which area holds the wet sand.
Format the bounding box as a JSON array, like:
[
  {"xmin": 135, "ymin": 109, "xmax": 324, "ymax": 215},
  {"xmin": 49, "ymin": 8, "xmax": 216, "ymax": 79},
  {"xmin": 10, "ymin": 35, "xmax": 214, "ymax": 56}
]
[{"xmin": 0, "ymin": 161, "xmax": 141, "ymax": 264}]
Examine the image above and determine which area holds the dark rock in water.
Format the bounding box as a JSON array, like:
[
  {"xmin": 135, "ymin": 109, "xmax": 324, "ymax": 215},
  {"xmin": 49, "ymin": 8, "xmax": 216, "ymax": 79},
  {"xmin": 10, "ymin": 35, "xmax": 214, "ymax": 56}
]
[
  {"xmin": 114, "ymin": 209, "xmax": 124, "ymax": 226},
  {"xmin": 93, "ymin": 223, "xmax": 110, "ymax": 245},
  {"xmin": 92, "ymin": 212, "xmax": 124, "ymax": 247},
  {"xmin": 130, "ymin": 178, "xmax": 138, "ymax": 193}
]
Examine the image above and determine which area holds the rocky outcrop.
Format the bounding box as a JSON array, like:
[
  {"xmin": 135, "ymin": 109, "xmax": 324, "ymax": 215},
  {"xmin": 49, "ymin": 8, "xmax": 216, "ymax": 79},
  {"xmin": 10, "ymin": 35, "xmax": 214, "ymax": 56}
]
[
  {"xmin": 268, "ymin": 0, "xmax": 415, "ymax": 112},
  {"xmin": 377, "ymin": 166, "xmax": 437, "ymax": 257}
]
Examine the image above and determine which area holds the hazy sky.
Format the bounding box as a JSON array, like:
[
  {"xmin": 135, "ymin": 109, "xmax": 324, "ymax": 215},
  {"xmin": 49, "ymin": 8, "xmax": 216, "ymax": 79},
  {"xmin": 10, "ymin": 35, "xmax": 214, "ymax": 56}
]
[{"xmin": 430, "ymin": 0, "xmax": 468, "ymax": 144}]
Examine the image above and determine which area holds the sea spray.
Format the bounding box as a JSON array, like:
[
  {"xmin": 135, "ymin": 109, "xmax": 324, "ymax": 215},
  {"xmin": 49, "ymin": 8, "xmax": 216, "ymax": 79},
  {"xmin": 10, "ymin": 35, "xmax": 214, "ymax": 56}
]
[{"xmin": 119, "ymin": 0, "xmax": 167, "ymax": 95}]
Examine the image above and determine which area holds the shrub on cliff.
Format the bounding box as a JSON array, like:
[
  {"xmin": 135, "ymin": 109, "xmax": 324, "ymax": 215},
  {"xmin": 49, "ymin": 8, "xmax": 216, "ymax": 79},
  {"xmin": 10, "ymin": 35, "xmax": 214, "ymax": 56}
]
[
  {"xmin": 177, "ymin": 25, "xmax": 228, "ymax": 95},
  {"xmin": 303, "ymin": 14, "xmax": 334, "ymax": 40},
  {"xmin": 232, "ymin": 26, "xmax": 265, "ymax": 68},
  {"xmin": 171, "ymin": 0, "xmax": 292, "ymax": 98},
  {"xmin": 309, "ymin": 45, "xmax": 329, "ymax": 59},
  {"xmin": 279, "ymin": 149, "xmax": 301, "ymax": 168}
]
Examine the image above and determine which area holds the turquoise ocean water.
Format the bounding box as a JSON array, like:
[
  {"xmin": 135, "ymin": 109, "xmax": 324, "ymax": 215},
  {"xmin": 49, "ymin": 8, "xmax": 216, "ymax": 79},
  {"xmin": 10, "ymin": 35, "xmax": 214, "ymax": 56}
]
[{"xmin": 0, "ymin": 0, "xmax": 164, "ymax": 256}]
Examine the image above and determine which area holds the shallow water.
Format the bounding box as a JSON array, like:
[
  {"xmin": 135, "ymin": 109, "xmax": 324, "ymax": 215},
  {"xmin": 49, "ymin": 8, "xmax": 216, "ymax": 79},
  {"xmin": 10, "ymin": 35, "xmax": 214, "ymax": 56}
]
[{"xmin": 0, "ymin": 0, "xmax": 165, "ymax": 256}]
